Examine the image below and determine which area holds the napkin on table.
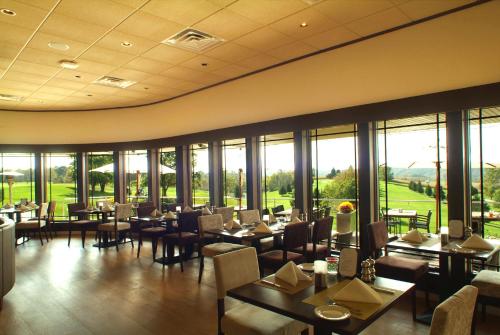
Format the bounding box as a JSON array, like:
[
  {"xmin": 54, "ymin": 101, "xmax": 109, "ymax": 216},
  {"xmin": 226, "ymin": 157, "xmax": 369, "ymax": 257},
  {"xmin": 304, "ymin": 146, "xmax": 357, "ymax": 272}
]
[
  {"xmin": 461, "ymin": 234, "xmax": 494, "ymax": 250},
  {"xmin": 202, "ymin": 207, "xmax": 212, "ymax": 215},
  {"xmin": 150, "ymin": 209, "xmax": 162, "ymax": 217},
  {"xmin": 27, "ymin": 202, "xmax": 36, "ymax": 209},
  {"xmin": 291, "ymin": 217, "xmax": 302, "ymax": 224},
  {"xmin": 254, "ymin": 222, "xmax": 273, "ymax": 233},
  {"xmin": 332, "ymin": 278, "xmax": 383, "ymax": 305},
  {"xmin": 224, "ymin": 220, "xmax": 241, "ymax": 230},
  {"xmin": 402, "ymin": 229, "xmax": 424, "ymax": 243},
  {"xmin": 183, "ymin": 206, "xmax": 193, "ymax": 212},
  {"xmin": 102, "ymin": 204, "xmax": 113, "ymax": 212},
  {"xmin": 275, "ymin": 261, "xmax": 312, "ymax": 287},
  {"xmin": 164, "ymin": 211, "xmax": 176, "ymax": 219},
  {"xmin": 268, "ymin": 213, "xmax": 277, "ymax": 223},
  {"xmin": 19, "ymin": 205, "xmax": 30, "ymax": 212}
]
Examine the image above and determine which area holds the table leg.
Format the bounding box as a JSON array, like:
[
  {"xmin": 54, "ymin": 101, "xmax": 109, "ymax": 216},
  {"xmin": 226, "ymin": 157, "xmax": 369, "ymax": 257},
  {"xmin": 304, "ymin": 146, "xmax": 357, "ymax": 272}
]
[{"xmin": 313, "ymin": 325, "xmax": 330, "ymax": 335}]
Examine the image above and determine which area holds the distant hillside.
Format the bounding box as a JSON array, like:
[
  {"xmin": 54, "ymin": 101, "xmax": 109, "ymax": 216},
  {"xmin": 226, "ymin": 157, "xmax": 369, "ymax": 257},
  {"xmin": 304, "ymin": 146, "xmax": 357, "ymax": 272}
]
[{"xmin": 392, "ymin": 167, "xmax": 482, "ymax": 183}]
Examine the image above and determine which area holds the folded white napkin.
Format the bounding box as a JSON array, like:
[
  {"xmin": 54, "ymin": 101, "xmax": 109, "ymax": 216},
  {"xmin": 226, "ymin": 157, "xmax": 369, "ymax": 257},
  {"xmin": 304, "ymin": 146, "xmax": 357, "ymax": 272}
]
[
  {"xmin": 19, "ymin": 205, "xmax": 30, "ymax": 211},
  {"xmin": 291, "ymin": 217, "xmax": 302, "ymax": 224},
  {"xmin": 3, "ymin": 204, "xmax": 13, "ymax": 209},
  {"xmin": 164, "ymin": 211, "xmax": 176, "ymax": 219},
  {"xmin": 461, "ymin": 234, "xmax": 494, "ymax": 250},
  {"xmin": 183, "ymin": 206, "xmax": 193, "ymax": 212},
  {"xmin": 332, "ymin": 278, "xmax": 383, "ymax": 305},
  {"xmin": 87, "ymin": 205, "xmax": 94, "ymax": 211},
  {"xmin": 150, "ymin": 209, "xmax": 162, "ymax": 217},
  {"xmin": 27, "ymin": 202, "xmax": 36, "ymax": 209},
  {"xmin": 224, "ymin": 220, "xmax": 241, "ymax": 230},
  {"xmin": 402, "ymin": 229, "xmax": 425, "ymax": 243},
  {"xmin": 275, "ymin": 261, "xmax": 312, "ymax": 286},
  {"xmin": 268, "ymin": 213, "xmax": 277, "ymax": 223},
  {"xmin": 202, "ymin": 207, "xmax": 212, "ymax": 215},
  {"xmin": 102, "ymin": 204, "xmax": 113, "ymax": 212},
  {"xmin": 254, "ymin": 222, "xmax": 273, "ymax": 233}
]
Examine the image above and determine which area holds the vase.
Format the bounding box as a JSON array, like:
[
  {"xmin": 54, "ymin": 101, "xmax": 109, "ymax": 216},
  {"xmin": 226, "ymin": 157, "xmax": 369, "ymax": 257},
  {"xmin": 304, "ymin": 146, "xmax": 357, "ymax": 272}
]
[{"xmin": 336, "ymin": 211, "xmax": 356, "ymax": 233}]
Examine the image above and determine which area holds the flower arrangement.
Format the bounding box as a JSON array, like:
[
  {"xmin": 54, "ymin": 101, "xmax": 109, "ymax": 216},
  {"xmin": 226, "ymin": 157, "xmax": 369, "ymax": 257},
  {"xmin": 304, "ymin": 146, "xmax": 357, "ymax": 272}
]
[{"xmin": 338, "ymin": 201, "xmax": 354, "ymax": 214}]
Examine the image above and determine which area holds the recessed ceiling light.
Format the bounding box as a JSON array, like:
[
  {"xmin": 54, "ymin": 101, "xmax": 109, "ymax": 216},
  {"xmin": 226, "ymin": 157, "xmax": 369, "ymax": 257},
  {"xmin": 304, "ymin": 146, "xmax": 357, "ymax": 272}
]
[
  {"xmin": 75, "ymin": 75, "xmax": 81, "ymax": 79},
  {"xmin": 0, "ymin": 8, "xmax": 16, "ymax": 16},
  {"xmin": 121, "ymin": 41, "xmax": 132, "ymax": 47},
  {"xmin": 58, "ymin": 60, "xmax": 79, "ymax": 70},
  {"xmin": 300, "ymin": 22, "xmax": 308, "ymax": 28},
  {"xmin": 144, "ymin": 87, "xmax": 149, "ymax": 90},
  {"xmin": 87, "ymin": 94, "xmax": 93, "ymax": 97},
  {"xmin": 201, "ymin": 63, "xmax": 208, "ymax": 67},
  {"xmin": 48, "ymin": 42, "xmax": 70, "ymax": 51}
]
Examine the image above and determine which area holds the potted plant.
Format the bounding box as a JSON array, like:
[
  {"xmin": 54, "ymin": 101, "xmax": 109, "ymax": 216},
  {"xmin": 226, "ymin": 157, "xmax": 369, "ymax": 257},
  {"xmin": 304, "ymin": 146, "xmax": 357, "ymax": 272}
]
[{"xmin": 336, "ymin": 201, "xmax": 355, "ymax": 233}]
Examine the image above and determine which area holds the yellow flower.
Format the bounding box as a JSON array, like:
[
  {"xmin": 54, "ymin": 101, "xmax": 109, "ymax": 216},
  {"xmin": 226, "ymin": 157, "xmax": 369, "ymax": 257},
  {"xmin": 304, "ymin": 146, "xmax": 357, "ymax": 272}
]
[{"xmin": 338, "ymin": 201, "xmax": 354, "ymax": 214}]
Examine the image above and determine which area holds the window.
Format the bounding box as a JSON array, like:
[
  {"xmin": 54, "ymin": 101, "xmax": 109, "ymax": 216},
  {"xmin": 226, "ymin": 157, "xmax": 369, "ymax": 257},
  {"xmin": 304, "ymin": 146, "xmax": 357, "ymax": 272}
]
[
  {"xmin": 46, "ymin": 153, "xmax": 77, "ymax": 218},
  {"xmin": 88, "ymin": 152, "xmax": 115, "ymax": 205},
  {"xmin": 469, "ymin": 107, "xmax": 500, "ymax": 238},
  {"xmin": 160, "ymin": 147, "xmax": 177, "ymax": 206},
  {"xmin": 378, "ymin": 114, "xmax": 448, "ymax": 234},
  {"xmin": 222, "ymin": 139, "xmax": 246, "ymax": 210},
  {"xmin": 125, "ymin": 150, "xmax": 148, "ymax": 203},
  {"xmin": 0, "ymin": 153, "xmax": 35, "ymax": 206},
  {"xmin": 260, "ymin": 133, "xmax": 295, "ymax": 211},
  {"xmin": 191, "ymin": 143, "xmax": 209, "ymax": 207},
  {"xmin": 311, "ymin": 125, "xmax": 358, "ymax": 245}
]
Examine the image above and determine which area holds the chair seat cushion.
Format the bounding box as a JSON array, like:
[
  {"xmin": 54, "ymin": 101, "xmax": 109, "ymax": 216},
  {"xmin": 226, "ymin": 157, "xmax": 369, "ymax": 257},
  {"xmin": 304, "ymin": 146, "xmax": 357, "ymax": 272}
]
[
  {"xmin": 98, "ymin": 222, "xmax": 130, "ymax": 232},
  {"xmin": 222, "ymin": 302, "xmax": 306, "ymax": 335},
  {"xmin": 71, "ymin": 220, "xmax": 94, "ymax": 225},
  {"xmin": 293, "ymin": 243, "xmax": 328, "ymax": 256},
  {"xmin": 471, "ymin": 270, "xmax": 500, "ymax": 299},
  {"xmin": 258, "ymin": 250, "xmax": 304, "ymax": 270},
  {"xmin": 202, "ymin": 242, "xmax": 246, "ymax": 257},
  {"xmin": 16, "ymin": 220, "xmax": 46, "ymax": 229},
  {"xmin": 164, "ymin": 232, "xmax": 198, "ymax": 242},
  {"xmin": 141, "ymin": 227, "xmax": 167, "ymax": 234},
  {"xmin": 375, "ymin": 255, "xmax": 428, "ymax": 282}
]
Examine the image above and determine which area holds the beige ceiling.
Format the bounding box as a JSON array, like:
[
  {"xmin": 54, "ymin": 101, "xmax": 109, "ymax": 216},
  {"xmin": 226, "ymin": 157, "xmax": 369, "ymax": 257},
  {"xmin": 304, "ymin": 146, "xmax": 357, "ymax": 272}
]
[{"xmin": 0, "ymin": 0, "xmax": 477, "ymax": 111}]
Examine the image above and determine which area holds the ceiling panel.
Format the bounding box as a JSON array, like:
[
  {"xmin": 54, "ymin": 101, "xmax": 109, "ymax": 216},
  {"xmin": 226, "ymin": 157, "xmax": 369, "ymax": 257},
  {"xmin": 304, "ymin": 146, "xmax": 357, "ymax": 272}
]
[{"xmin": 0, "ymin": 0, "xmax": 482, "ymax": 111}]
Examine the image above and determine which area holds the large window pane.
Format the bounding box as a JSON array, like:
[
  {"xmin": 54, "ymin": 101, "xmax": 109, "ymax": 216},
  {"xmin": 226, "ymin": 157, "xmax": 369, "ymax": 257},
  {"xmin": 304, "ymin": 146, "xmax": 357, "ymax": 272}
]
[
  {"xmin": 46, "ymin": 153, "xmax": 77, "ymax": 218},
  {"xmin": 191, "ymin": 144, "xmax": 209, "ymax": 207},
  {"xmin": 222, "ymin": 139, "xmax": 246, "ymax": 210},
  {"xmin": 469, "ymin": 107, "xmax": 500, "ymax": 238},
  {"xmin": 125, "ymin": 150, "xmax": 148, "ymax": 203},
  {"xmin": 0, "ymin": 153, "xmax": 35, "ymax": 206},
  {"xmin": 311, "ymin": 125, "xmax": 358, "ymax": 245},
  {"xmin": 160, "ymin": 147, "xmax": 177, "ymax": 207},
  {"xmin": 260, "ymin": 133, "xmax": 294, "ymax": 211},
  {"xmin": 378, "ymin": 114, "xmax": 448, "ymax": 234},
  {"xmin": 88, "ymin": 152, "xmax": 115, "ymax": 205}
]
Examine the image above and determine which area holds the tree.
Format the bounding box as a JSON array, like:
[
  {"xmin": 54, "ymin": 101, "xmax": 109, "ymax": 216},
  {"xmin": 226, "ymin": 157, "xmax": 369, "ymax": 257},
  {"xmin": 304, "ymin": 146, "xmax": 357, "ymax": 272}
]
[
  {"xmin": 417, "ymin": 181, "xmax": 424, "ymax": 193},
  {"xmin": 88, "ymin": 154, "xmax": 114, "ymax": 193},
  {"xmin": 279, "ymin": 185, "xmax": 287, "ymax": 196},
  {"xmin": 409, "ymin": 181, "xmax": 416, "ymax": 191},
  {"xmin": 484, "ymin": 168, "xmax": 500, "ymax": 199},
  {"xmin": 378, "ymin": 165, "xmax": 394, "ymax": 181},
  {"xmin": 322, "ymin": 166, "xmax": 356, "ymax": 206},
  {"xmin": 471, "ymin": 185, "xmax": 479, "ymax": 196},
  {"xmin": 160, "ymin": 151, "xmax": 176, "ymax": 197},
  {"xmin": 425, "ymin": 184, "xmax": 433, "ymax": 196},
  {"xmin": 326, "ymin": 167, "xmax": 339, "ymax": 179},
  {"xmin": 233, "ymin": 184, "xmax": 242, "ymax": 198},
  {"xmin": 286, "ymin": 183, "xmax": 292, "ymax": 193},
  {"xmin": 434, "ymin": 185, "xmax": 446, "ymax": 200},
  {"xmin": 268, "ymin": 170, "xmax": 294, "ymax": 192}
]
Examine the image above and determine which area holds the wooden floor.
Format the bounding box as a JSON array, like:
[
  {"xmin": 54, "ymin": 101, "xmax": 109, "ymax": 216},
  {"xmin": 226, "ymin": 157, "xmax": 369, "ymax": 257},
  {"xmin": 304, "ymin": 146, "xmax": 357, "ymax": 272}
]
[{"xmin": 1, "ymin": 236, "xmax": 499, "ymax": 335}]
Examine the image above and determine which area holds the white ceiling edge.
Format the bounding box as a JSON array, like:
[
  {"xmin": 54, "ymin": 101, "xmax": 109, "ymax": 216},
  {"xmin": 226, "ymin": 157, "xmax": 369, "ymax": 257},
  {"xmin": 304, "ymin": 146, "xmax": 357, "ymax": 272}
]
[{"xmin": 0, "ymin": 1, "xmax": 499, "ymax": 145}]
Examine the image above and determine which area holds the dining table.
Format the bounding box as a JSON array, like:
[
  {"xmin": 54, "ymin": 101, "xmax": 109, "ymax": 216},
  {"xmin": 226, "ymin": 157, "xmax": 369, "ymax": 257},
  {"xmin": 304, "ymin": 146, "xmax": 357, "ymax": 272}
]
[
  {"xmin": 74, "ymin": 208, "xmax": 116, "ymax": 248},
  {"xmin": 0, "ymin": 206, "xmax": 37, "ymax": 223},
  {"xmin": 228, "ymin": 274, "xmax": 414, "ymax": 335}
]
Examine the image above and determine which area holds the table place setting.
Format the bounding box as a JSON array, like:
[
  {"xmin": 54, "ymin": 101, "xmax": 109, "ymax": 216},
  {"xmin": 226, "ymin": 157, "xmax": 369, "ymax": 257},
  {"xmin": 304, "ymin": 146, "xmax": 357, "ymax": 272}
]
[
  {"xmin": 447, "ymin": 234, "xmax": 496, "ymax": 254},
  {"xmin": 255, "ymin": 261, "xmax": 313, "ymax": 294},
  {"xmin": 223, "ymin": 220, "xmax": 241, "ymax": 230},
  {"xmin": 303, "ymin": 277, "xmax": 403, "ymax": 320},
  {"xmin": 253, "ymin": 222, "xmax": 274, "ymax": 234},
  {"xmin": 399, "ymin": 229, "xmax": 437, "ymax": 246}
]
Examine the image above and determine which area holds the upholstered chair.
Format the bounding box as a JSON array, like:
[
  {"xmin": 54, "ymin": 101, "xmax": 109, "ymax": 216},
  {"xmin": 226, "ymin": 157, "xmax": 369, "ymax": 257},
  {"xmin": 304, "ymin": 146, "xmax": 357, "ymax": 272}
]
[
  {"xmin": 16, "ymin": 202, "xmax": 49, "ymax": 246},
  {"xmin": 239, "ymin": 209, "xmax": 261, "ymax": 225},
  {"xmin": 294, "ymin": 216, "xmax": 332, "ymax": 262},
  {"xmin": 136, "ymin": 206, "xmax": 166, "ymax": 260},
  {"xmin": 97, "ymin": 203, "xmax": 134, "ymax": 251},
  {"xmin": 67, "ymin": 202, "xmax": 98, "ymax": 248},
  {"xmin": 214, "ymin": 206, "xmax": 234, "ymax": 223}
]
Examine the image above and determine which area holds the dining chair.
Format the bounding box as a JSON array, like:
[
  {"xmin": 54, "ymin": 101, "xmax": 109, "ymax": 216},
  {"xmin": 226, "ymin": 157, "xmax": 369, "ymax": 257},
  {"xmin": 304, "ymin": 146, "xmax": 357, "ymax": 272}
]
[
  {"xmin": 163, "ymin": 203, "xmax": 178, "ymax": 213},
  {"xmin": 29, "ymin": 200, "xmax": 56, "ymax": 239},
  {"xmin": 471, "ymin": 269, "xmax": 500, "ymax": 321},
  {"xmin": 323, "ymin": 206, "xmax": 332, "ymax": 218},
  {"xmin": 261, "ymin": 208, "xmax": 270, "ymax": 215},
  {"xmin": 239, "ymin": 209, "xmax": 261, "ymax": 224},
  {"xmin": 368, "ymin": 220, "xmax": 429, "ymax": 320},
  {"xmin": 290, "ymin": 208, "xmax": 300, "ymax": 220},
  {"xmin": 429, "ymin": 285, "xmax": 478, "ymax": 335},
  {"xmin": 162, "ymin": 210, "xmax": 202, "ymax": 271},
  {"xmin": 334, "ymin": 231, "xmax": 352, "ymax": 251},
  {"xmin": 214, "ymin": 206, "xmax": 234, "ymax": 223},
  {"xmin": 97, "ymin": 203, "xmax": 134, "ymax": 251},
  {"xmin": 295, "ymin": 216, "xmax": 332, "ymax": 262},
  {"xmin": 197, "ymin": 214, "xmax": 246, "ymax": 283},
  {"xmin": 16, "ymin": 202, "xmax": 49, "ymax": 246},
  {"xmin": 213, "ymin": 247, "xmax": 307, "ymax": 335},
  {"xmin": 271, "ymin": 205, "xmax": 284, "ymax": 215},
  {"xmin": 381, "ymin": 209, "xmax": 401, "ymax": 235},
  {"xmin": 136, "ymin": 205, "xmax": 166, "ymax": 260},
  {"xmin": 68, "ymin": 202, "xmax": 97, "ymax": 248},
  {"xmin": 410, "ymin": 210, "xmax": 432, "ymax": 233},
  {"xmin": 258, "ymin": 221, "xmax": 308, "ymax": 273},
  {"xmin": 138, "ymin": 201, "xmax": 154, "ymax": 208}
]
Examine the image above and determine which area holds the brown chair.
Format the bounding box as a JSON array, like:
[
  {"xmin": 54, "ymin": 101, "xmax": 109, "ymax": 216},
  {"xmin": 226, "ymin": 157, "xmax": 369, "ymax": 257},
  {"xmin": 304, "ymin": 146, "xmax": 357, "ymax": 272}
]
[
  {"xmin": 258, "ymin": 221, "xmax": 308, "ymax": 273},
  {"xmin": 271, "ymin": 205, "xmax": 284, "ymax": 215},
  {"xmin": 68, "ymin": 202, "xmax": 98, "ymax": 248},
  {"xmin": 97, "ymin": 203, "xmax": 134, "ymax": 251},
  {"xmin": 335, "ymin": 231, "xmax": 353, "ymax": 251},
  {"xmin": 410, "ymin": 210, "xmax": 432, "ymax": 233},
  {"xmin": 163, "ymin": 203, "xmax": 178, "ymax": 213},
  {"xmin": 368, "ymin": 221, "xmax": 429, "ymax": 320},
  {"xmin": 138, "ymin": 201, "xmax": 154, "ymax": 208},
  {"xmin": 294, "ymin": 216, "xmax": 332, "ymax": 262},
  {"xmin": 16, "ymin": 203, "xmax": 49, "ymax": 246},
  {"xmin": 162, "ymin": 210, "xmax": 202, "ymax": 271},
  {"xmin": 429, "ymin": 285, "xmax": 478, "ymax": 335},
  {"xmin": 136, "ymin": 206, "xmax": 166, "ymax": 260},
  {"xmin": 29, "ymin": 200, "xmax": 56, "ymax": 239}
]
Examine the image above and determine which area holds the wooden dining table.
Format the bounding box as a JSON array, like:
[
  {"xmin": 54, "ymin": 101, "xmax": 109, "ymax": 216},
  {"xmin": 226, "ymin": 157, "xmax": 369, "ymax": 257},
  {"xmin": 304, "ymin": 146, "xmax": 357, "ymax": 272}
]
[{"xmin": 228, "ymin": 275, "xmax": 414, "ymax": 335}]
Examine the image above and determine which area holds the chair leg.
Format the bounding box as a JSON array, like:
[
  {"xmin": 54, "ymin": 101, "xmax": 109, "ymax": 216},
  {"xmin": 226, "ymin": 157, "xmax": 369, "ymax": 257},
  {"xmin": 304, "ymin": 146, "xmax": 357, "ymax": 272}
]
[
  {"xmin": 198, "ymin": 255, "xmax": 204, "ymax": 283},
  {"xmin": 179, "ymin": 244, "xmax": 184, "ymax": 272},
  {"xmin": 137, "ymin": 234, "xmax": 142, "ymax": 258},
  {"xmin": 98, "ymin": 231, "xmax": 102, "ymax": 250},
  {"xmin": 81, "ymin": 229, "xmax": 87, "ymax": 248},
  {"xmin": 38, "ymin": 228, "xmax": 44, "ymax": 246},
  {"xmin": 115, "ymin": 230, "xmax": 119, "ymax": 251},
  {"xmin": 162, "ymin": 239, "xmax": 167, "ymax": 268},
  {"xmin": 152, "ymin": 237, "xmax": 158, "ymax": 261},
  {"xmin": 129, "ymin": 231, "xmax": 134, "ymax": 248},
  {"xmin": 68, "ymin": 225, "xmax": 72, "ymax": 247},
  {"xmin": 43, "ymin": 226, "xmax": 49, "ymax": 242},
  {"xmin": 412, "ymin": 289, "xmax": 417, "ymax": 321}
]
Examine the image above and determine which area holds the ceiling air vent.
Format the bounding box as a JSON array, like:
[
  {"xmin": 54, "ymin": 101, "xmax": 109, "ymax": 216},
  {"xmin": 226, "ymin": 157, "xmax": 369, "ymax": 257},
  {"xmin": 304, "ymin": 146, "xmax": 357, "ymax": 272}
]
[
  {"xmin": 0, "ymin": 93, "xmax": 24, "ymax": 102},
  {"xmin": 162, "ymin": 28, "xmax": 224, "ymax": 53},
  {"xmin": 92, "ymin": 76, "xmax": 136, "ymax": 89}
]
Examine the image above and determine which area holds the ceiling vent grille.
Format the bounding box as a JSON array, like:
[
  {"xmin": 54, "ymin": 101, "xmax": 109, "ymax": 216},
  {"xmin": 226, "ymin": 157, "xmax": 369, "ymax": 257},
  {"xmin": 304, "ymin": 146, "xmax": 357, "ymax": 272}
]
[
  {"xmin": 0, "ymin": 93, "xmax": 24, "ymax": 102},
  {"xmin": 92, "ymin": 76, "xmax": 136, "ymax": 89},
  {"xmin": 162, "ymin": 28, "xmax": 224, "ymax": 53}
]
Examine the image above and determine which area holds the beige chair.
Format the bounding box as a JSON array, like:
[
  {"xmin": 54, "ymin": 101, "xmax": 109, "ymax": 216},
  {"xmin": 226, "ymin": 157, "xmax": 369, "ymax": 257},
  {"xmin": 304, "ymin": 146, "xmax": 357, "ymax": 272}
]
[
  {"xmin": 239, "ymin": 209, "xmax": 260, "ymax": 224},
  {"xmin": 290, "ymin": 208, "xmax": 300, "ymax": 220},
  {"xmin": 429, "ymin": 285, "xmax": 478, "ymax": 335},
  {"xmin": 197, "ymin": 214, "xmax": 246, "ymax": 283},
  {"xmin": 471, "ymin": 269, "xmax": 500, "ymax": 320},
  {"xmin": 97, "ymin": 203, "xmax": 134, "ymax": 251},
  {"xmin": 16, "ymin": 202, "xmax": 49, "ymax": 246},
  {"xmin": 213, "ymin": 248, "xmax": 307, "ymax": 335},
  {"xmin": 214, "ymin": 206, "xmax": 234, "ymax": 223}
]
